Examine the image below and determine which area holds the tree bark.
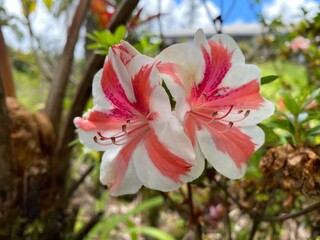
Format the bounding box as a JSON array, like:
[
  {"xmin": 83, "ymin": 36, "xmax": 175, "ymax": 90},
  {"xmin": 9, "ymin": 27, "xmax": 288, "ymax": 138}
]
[
  {"xmin": 45, "ymin": 0, "xmax": 90, "ymax": 132},
  {"xmin": 0, "ymin": 67, "xmax": 16, "ymax": 229},
  {"xmin": 0, "ymin": 25, "xmax": 16, "ymax": 97}
]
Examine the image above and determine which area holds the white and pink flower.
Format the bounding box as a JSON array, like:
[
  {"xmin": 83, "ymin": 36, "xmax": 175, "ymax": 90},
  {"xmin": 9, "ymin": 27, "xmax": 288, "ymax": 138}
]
[
  {"xmin": 74, "ymin": 41, "xmax": 196, "ymax": 196},
  {"xmin": 157, "ymin": 29, "xmax": 274, "ymax": 179}
]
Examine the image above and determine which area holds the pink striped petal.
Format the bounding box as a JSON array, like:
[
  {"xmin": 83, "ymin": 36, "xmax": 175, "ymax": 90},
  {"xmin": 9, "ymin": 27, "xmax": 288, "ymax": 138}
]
[
  {"xmin": 112, "ymin": 40, "xmax": 140, "ymax": 65},
  {"xmin": 106, "ymin": 48, "xmax": 136, "ymax": 103},
  {"xmin": 196, "ymin": 124, "xmax": 264, "ymax": 179},
  {"xmin": 209, "ymin": 33, "xmax": 245, "ymax": 65},
  {"xmin": 100, "ymin": 140, "xmax": 143, "ymax": 196},
  {"xmin": 133, "ymin": 129, "xmax": 192, "ymax": 191}
]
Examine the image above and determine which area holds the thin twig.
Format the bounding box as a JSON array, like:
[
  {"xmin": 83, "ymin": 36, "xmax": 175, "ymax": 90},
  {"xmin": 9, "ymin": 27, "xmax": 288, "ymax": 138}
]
[
  {"xmin": 73, "ymin": 211, "xmax": 104, "ymax": 240},
  {"xmin": 67, "ymin": 164, "xmax": 94, "ymax": 198},
  {"xmin": 202, "ymin": 0, "xmax": 219, "ymax": 33},
  {"xmin": 212, "ymin": 177, "xmax": 256, "ymax": 216},
  {"xmin": 262, "ymin": 201, "xmax": 320, "ymax": 223},
  {"xmin": 222, "ymin": 189, "xmax": 232, "ymax": 240},
  {"xmin": 187, "ymin": 183, "xmax": 202, "ymax": 240},
  {"xmin": 249, "ymin": 216, "xmax": 260, "ymax": 240}
]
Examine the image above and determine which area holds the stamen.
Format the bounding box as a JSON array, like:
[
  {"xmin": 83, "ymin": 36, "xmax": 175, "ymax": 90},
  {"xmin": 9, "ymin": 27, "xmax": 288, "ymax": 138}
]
[
  {"xmin": 213, "ymin": 105, "xmax": 234, "ymax": 120},
  {"xmin": 202, "ymin": 93, "xmax": 207, "ymax": 99},
  {"xmin": 97, "ymin": 132, "xmax": 108, "ymax": 140},
  {"xmin": 244, "ymin": 110, "xmax": 250, "ymax": 117},
  {"xmin": 92, "ymin": 122, "xmax": 149, "ymax": 146},
  {"xmin": 212, "ymin": 111, "xmax": 218, "ymax": 118},
  {"xmin": 237, "ymin": 110, "xmax": 243, "ymax": 114},
  {"xmin": 217, "ymin": 121, "xmax": 234, "ymax": 133}
]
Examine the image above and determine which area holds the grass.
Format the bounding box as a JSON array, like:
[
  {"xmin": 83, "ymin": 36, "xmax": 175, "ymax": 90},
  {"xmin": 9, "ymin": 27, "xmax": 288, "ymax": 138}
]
[
  {"xmin": 13, "ymin": 69, "xmax": 49, "ymax": 111},
  {"xmin": 258, "ymin": 60, "xmax": 309, "ymax": 104}
]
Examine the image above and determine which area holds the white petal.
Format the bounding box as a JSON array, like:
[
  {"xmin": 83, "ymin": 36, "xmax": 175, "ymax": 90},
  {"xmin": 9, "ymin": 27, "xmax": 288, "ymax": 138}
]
[
  {"xmin": 92, "ymin": 69, "xmax": 113, "ymax": 112},
  {"xmin": 100, "ymin": 147, "xmax": 142, "ymax": 196},
  {"xmin": 188, "ymin": 142, "xmax": 206, "ymax": 180},
  {"xmin": 149, "ymin": 85, "xmax": 172, "ymax": 120},
  {"xmin": 120, "ymin": 40, "xmax": 141, "ymax": 57},
  {"xmin": 109, "ymin": 49, "xmax": 136, "ymax": 103},
  {"xmin": 210, "ymin": 34, "xmax": 245, "ymax": 65},
  {"xmin": 219, "ymin": 64, "xmax": 261, "ymax": 89},
  {"xmin": 76, "ymin": 128, "xmax": 110, "ymax": 151},
  {"xmin": 157, "ymin": 42, "xmax": 204, "ymax": 87},
  {"xmin": 193, "ymin": 28, "xmax": 210, "ymax": 53},
  {"xmin": 126, "ymin": 55, "xmax": 156, "ymax": 78}
]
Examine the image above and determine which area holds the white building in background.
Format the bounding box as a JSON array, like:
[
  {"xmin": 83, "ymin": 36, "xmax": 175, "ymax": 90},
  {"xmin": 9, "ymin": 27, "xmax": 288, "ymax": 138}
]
[{"xmin": 161, "ymin": 23, "xmax": 265, "ymax": 45}]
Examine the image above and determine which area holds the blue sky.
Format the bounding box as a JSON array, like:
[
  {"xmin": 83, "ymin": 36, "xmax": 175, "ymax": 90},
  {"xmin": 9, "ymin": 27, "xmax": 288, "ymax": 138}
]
[{"xmin": 174, "ymin": 0, "xmax": 320, "ymax": 24}]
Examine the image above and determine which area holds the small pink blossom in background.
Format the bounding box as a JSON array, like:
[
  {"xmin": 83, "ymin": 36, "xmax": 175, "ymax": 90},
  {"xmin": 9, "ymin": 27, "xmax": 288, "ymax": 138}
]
[
  {"xmin": 209, "ymin": 203, "xmax": 225, "ymax": 220},
  {"xmin": 289, "ymin": 36, "xmax": 310, "ymax": 52}
]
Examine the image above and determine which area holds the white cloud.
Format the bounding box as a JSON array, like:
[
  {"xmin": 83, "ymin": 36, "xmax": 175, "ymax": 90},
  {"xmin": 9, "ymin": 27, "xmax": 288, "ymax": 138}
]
[{"xmin": 262, "ymin": 0, "xmax": 319, "ymax": 24}]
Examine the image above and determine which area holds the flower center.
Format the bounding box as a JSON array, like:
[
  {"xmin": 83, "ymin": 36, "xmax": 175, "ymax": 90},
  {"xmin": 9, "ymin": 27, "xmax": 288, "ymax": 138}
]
[
  {"xmin": 190, "ymin": 104, "xmax": 250, "ymax": 132},
  {"xmin": 93, "ymin": 118, "xmax": 149, "ymax": 146}
]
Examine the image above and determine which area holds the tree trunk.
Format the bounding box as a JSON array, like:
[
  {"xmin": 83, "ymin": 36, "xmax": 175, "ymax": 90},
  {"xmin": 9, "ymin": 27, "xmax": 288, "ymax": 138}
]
[
  {"xmin": 0, "ymin": 68, "xmax": 16, "ymax": 236},
  {"xmin": 45, "ymin": 0, "xmax": 90, "ymax": 132},
  {"xmin": 0, "ymin": 25, "xmax": 16, "ymax": 97}
]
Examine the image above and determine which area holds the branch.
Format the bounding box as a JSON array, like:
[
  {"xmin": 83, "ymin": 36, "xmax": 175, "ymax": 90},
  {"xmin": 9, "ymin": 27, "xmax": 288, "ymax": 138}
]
[
  {"xmin": 0, "ymin": 25, "xmax": 15, "ymax": 97},
  {"xmin": 45, "ymin": 0, "xmax": 90, "ymax": 131},
  {"xmin": 261, "ymin": 201, "xmax": 320, "ymax": 223}
]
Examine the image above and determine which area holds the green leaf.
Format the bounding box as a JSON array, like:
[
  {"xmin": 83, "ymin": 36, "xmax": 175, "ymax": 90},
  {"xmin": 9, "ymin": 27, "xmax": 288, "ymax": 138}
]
[
  {"xmin": 258, "ymin": 123, "xmax": 280, "ymax": 144},
  {"xmin": 283, "ymin": 94, "xmax": 300, "ymax": 115},
  {"xmin": 101, "ymin": 196, "xmax": 164, "ymax": 238},
  {"xmin": 265, "ymin": 119, "xmax": 295, "ymax": 135},
  {"xmin": 42, "ymin": 0, "xmax": 53, "ymax": 10},
  {"xmin": 114, "ymin": 25, "xmax": 127, "ymax": 42},
  {"xmin": 305, "ymin": 125, "xmax": 320, "ymax": 136},
  {"xmin": 261, "ymin": 75, "xmax": 279, "ymax": 85},
  {"xmin": 256, "ymin": 193, "xmax": 269, "ymax": 202},
  {"xmin": 301, "ymin": 88, "xmax": 320, "ymax": 109},
  {"xmin": 301, "ymin": 113, "xmax": 320, "ymax": 123},
  {"xmin": 128, "ymin": 226, "xmax": 176, "ymax": 240},
  {"xmin": 126, "ymin": 219, "xmax": 138, "ymax": 240}
]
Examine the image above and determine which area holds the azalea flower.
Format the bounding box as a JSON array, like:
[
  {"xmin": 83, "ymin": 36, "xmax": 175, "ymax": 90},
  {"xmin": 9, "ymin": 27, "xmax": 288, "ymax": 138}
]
[
  {"xmin": 74, "ymin": 41, "xmax": 197, "ymax": 196},
  {"xmin": 157, "ymin": 29, "xmax": 274, "ymax": 179}
]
